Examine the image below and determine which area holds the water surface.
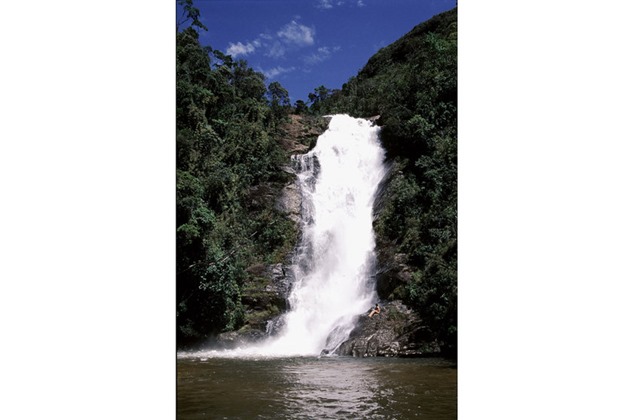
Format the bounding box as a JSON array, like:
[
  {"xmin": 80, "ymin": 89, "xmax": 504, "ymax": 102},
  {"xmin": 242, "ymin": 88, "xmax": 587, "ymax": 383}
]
[{"xmin": 177, "ymin": 356, "xmax": 456, "ymax": 419}]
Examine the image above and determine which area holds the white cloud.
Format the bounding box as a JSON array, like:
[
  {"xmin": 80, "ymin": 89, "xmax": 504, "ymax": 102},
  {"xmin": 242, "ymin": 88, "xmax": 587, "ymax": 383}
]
[
  {"xmin": 266, "ymin": 41, "xmax": 286, "ymax": 58},
  {"xmin": 316, "ymin": 0, "xmax": 364, "ymax": 8},
  {"xmin": 304, "ymin": 53, "xmax": 324, "ymax": 65},
  {"xmin": 316, "ymin": 0, "xmax": 333, "ymax": 9},
  {"xmin": 226, "ymin": 41, "xmax": 258, "ymax": 57},
  {"xmin": 228, "ymin": 19, "xmax": 316, "ymax": 59},
  {"xmin": 277, "ymin": 21, "xmax": 315, "ymax": 46},
  {"xmin": 303, "ymin": 46, "xmax": 341, "ymax": 65},
  {"xmin": 262, "ymin": 66, "xmax": 296, "ymax": 79}
]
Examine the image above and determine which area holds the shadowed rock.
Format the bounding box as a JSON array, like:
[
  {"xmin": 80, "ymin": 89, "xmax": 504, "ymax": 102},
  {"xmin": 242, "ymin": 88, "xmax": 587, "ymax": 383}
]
[
  {"xmin": 330, "ymin": 301, "xmax": 441, "ymax": 357},
  {"xmin": 215, "ymin": 329, "xmax": 267, "ymax": 349}
]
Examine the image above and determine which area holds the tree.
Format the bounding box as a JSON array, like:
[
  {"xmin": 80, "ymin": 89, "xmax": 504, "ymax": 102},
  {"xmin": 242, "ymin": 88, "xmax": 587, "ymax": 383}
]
[
  {"xmin": 307, "ymin": 85, "xmax": 333, "ymax": 114},
  {"xmin": 267, "ymin": 81, "xmax": 291, "ymax": 123},
  {"xmin": 294, "ymin": 100, "xmax": 308, "ymax": 114},
  {"xmin": 267, "ymin": 82, "xmax": 290, "ymax": 109},
  {"xmin": 308, "ymin": 85, "xmax": 331, "ymax": 105},
  {"xmin": 177, "ymin": 0, "xmax": 208, "ymax": 32}
]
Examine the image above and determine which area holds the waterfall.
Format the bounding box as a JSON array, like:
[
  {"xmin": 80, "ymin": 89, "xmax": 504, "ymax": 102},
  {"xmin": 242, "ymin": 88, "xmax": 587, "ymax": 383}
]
[
  {"xmin": 202, "ymin": 114, "xmax": 387, "ymax": 358},
  {"xmin": 258, "ymin": 114, "xmax": 387, "ymax": 356}
]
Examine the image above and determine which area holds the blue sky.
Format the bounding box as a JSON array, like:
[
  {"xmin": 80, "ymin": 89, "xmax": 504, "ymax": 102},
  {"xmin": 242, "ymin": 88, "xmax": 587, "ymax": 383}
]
[{"xmin": 179, "ymin": 0, "xmax": 456, "ymax": 102}]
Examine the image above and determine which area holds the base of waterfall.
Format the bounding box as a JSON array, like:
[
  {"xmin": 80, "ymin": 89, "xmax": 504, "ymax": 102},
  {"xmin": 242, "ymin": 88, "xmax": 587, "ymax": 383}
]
[{"xmin": 194, "ymin": 300, "xmax": 443, "ymax": 358}]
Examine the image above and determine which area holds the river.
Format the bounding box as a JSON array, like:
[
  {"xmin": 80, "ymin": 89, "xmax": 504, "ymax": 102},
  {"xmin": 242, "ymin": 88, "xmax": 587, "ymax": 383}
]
[{"xmin": 177, "ymin": 355, "xmax": 456, "ymax": 419}]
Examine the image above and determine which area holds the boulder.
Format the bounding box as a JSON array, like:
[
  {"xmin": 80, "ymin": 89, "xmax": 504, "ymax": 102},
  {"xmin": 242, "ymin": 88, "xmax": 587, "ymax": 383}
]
[{"xmin": 331, "ymin": 300, "xmax": 441, "ymax": 357}]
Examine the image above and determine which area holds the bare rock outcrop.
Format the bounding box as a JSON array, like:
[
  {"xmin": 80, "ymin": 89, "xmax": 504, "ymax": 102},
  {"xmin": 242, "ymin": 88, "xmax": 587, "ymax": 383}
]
[
  {"xmin": 331, "ymin": 301, "xmax": 441, "ymax": 357},
  {"xmin": 276, "ymin": 182, "xmax": 302, "ymax": 224}
]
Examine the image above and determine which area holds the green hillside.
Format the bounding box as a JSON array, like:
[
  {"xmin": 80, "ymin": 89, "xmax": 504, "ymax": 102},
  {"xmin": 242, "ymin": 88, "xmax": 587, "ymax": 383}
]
[{"xmin": 318, "ymin": 7, "xmax": 457, "ymax": 354}]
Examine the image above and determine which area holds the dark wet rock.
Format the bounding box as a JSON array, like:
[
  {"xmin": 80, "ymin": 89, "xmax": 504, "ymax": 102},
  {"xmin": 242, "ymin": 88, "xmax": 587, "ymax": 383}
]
[
  {"xmin": 265, "ymin": 314, "xmax": 287, "ymax": 336},
  {"xmin": 372, "ymin": 163, "xmax": 413, "ymax": 302},
  {"xmin": 241, "ymin": 278, "xmax": 286, "ymax": 311},
  {"xmin": 332, "ymin": 301, "xmax": 442, "ymax": 357},
  {"xmin": 375, "ymin": 249, "xmax": 413, "ymax": 301},
  {"xmin": 215, "ymin": 329, "xmax": 267, "ymax": 349},
  {"xmin": 266, "ymin": 263, "xmax": 292, "ymax": 302},
  {"xmin": 240, "ymin": 263, "xmax": 292, "ymax": 332},
  {"xmin": 216, "ymin": 264, "xmax": 293, "ymax": 347}
]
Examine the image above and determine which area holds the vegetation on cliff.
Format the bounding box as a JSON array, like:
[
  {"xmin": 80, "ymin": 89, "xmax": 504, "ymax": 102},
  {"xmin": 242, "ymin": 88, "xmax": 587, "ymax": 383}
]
[{"xmin": 176, "ymin": 12, "xmax": 300, "ymax": 344}]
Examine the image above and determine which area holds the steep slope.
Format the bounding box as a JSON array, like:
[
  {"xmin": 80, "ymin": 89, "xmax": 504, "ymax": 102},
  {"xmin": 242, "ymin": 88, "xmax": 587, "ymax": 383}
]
[{"xmin": 321, "ymin": 7, "xmax": 457, "ymax": 355}]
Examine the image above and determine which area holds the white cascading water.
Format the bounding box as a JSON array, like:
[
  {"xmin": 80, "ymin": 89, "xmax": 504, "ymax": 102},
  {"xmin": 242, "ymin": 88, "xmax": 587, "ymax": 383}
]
[
  {"xmin": 260, "ymin": 114, "xmax": 387, "ymax": 356},
  {"xmin": 186, "ymin": 114, "xmax": 387, "ymax": 358}
]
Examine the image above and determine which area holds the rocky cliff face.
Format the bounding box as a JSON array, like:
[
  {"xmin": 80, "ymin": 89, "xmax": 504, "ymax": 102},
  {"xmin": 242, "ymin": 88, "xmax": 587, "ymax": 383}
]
[
  {"xmin": 276, "ymin": 114, "xmax": 328, "ymax": 227},
  {"xmin": 329, "ymin": 301, "xmax": 442, "ymax": 357}
]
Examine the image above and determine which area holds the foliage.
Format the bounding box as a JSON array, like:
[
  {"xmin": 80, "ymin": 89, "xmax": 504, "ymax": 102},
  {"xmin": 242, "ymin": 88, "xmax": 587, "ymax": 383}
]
[
  {"xmin": 316, "ymin": 8, "xmax": 457, "ymax": 354},
  {"xmin": 176, "ymin": 14, "xmax": 293, "ymax": 345},
  {"xmin": 307, "ymin": 85, "xmax": 335, "ymax": 115},
  {"xmin": 177, "ymin": 0, "xmax": 208, "ymax": 32},
  {"xmin": 293, "ymin": 100, "xmax": 309, "ymax": 115},
  {"xmin": 267, "ymin": 81, "xmax": 291, "ymax": 126}
]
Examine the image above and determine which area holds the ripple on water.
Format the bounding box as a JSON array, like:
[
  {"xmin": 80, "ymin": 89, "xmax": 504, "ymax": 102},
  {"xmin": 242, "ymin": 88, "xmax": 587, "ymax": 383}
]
[{"xmin": 177, "ymin": 356, "xmax": 456, "ymax": 419}]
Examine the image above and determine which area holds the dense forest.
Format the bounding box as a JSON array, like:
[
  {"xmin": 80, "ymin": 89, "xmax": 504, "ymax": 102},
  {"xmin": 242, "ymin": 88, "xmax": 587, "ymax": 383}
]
[
  {"xmin": 177, "ymin": 2, "xmax": 457, "ymax": 354},
  {"xmin": 176, "ymin": 5, "xmax": 298, "ymax": 343}
]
